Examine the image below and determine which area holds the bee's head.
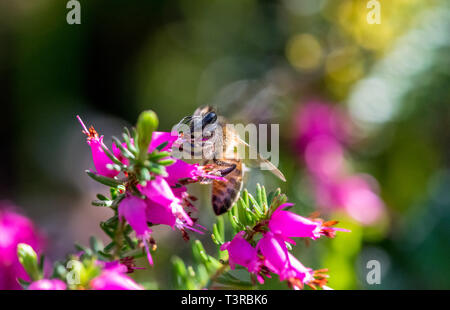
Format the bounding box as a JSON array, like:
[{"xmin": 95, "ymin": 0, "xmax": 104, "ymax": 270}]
[{"xmin": 175, "ymin": 107, "xmax": 218, "ymax": 141}]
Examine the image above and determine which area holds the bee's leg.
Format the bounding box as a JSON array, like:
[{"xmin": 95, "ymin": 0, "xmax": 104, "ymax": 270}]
[{"xmin": 213, "ymin": 159, "xmax": 236, "ymax": 177}]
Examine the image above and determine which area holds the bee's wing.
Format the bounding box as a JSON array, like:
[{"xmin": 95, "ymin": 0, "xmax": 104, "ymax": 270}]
[{"xmin": 235, "ymin": 136, "xmax": 286, "ymax": 182}]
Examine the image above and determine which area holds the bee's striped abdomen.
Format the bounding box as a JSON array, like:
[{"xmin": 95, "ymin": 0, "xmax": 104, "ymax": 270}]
[{"xmin": 211, "ymin": 160, "xmax": 243, "ymax": 215}]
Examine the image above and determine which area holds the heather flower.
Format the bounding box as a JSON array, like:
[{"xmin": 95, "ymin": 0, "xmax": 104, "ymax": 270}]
[
  {"xmin": 268, "ymin": 203, "xmax": 349, "ymax": 240},
  {"xmin": 0, "ymin": 206, "xmax": 43, "ymax": 290},
  {"xmin": 257, "ymin": 232, "xmax": 291, "ymax": 273},
  {"xmin": 77, "ymin": 116, "xmax": 119, "ymax": 178},
  {"xmin": 78, "ymin": 115, "xmax": 217, "ymax": 266},
  {"xmin": 28, "ymin": 279, "xmax": 66, "ymax": 290},
  {"xmin": 118, "ymin": 176, "xmax": 204, "ymax": 265},
  {"xmin": 257, "ymin": 232, "xmax": 328, "ymax": 289},
  {"xmin": 220, "ymin": 232, "xmax": 264, "ymax": 283},
  {"xmin": 280, "ymin": 253, "xmax": 328, "ymax": 290},
  {"xmin": 118, "ymin": 195, "xmax": 153, "ymax": 265},
  {"xmin": 90, "ymin": 262, "xmax": 143, "ymax": 290}
]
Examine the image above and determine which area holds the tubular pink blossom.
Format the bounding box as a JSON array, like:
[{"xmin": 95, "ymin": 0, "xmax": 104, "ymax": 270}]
[
  {"xmin": 221, "ymin": 232, "xmax": 264, "ymax": 284},
  {"xmin": 269, "ymin": 204, "xmax": 348, "ymax": 240},
  {"xmin": 145, "ymin": 201, "xmax": 176, "ymax": 227},
  {"xmin": 257, "ymin": 232, "xmax": 290, "ymax": 274},
  {"xmin": 269, "ymin": 207, "xmax": 322, "ymax": 240},
  {"xmin": 77, "ymin": 116, "xmax": 119, "ymax": 178},
  {"xmin": 118, "ymin": 195, "xmax": 152, "ymax": 238},
  {"xmin": 221, "ymin": 232, "xmax": 258, "ymax": 271},
  {"xmin": 139, "ymin": 177, "xmax": 193, "ymax": 227},
  {"xmin": 118, "ymin": 195, "xmax": 153, "ymax": 265},
  {"xmin": 28, "ymin": 279, "xmax": 66, "ymax": 290},
  {"xmin": 257, "ymin": 232, "xmax": 329, "ymax": 289}
]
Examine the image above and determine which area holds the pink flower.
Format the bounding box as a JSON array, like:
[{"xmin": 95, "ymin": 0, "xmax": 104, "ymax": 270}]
[
  {"xmin": 118, "ymin": 177, "xmax": 201, "ymax": 266},
  {"xmin": 90, "ymin": 263, "xmax": 143, "ymax": 290},
  {"xmin": 119, "ymin": 195, "xmax": 152, "ymax": 238},
  {"xmin": 148, "ymin": 131, "xmax": 179, "ymax": 153},
  {"xmin": 280, "ymin": 253, "xmax": 328, "ymax": 290},
  {"xmin": 77, "ymin": 116, "xmax": 119, "ymax": 178},
  {"xmin": 257, "ymin": 232, "xmax": 290, "ymax": 273},
  {"xmin": 304, "ymin": 136, "xmax": 345, "ymax": 180},
  {"xmin": 268, "ymin": 203, "xmax": 349, "ymax": 240},
  {"xmin": 315, "ymin": 175, "xmax": 385, "ymax": 225},
  {"xmin": 257, "ymin": 232, "xmax": 328, "ymax": 289},
  {"xmin": 0, "ymin": 206, "xmax": 44, "ymax": 290},
  {"xmin": 294, "ymin": 102, "xmax": 349, "ymax": 151},
  {"xmin": 139, "ymin": 177, "xmax": 193, "ymax": 227},
  {"xmin": 28, "ymin": 279, "xmax": 66, "ymax": 290},
  {"xmin": 118, "ymin": 195, "xmax": 153, "ymax": 265},
  {"xmin": 220, "ymin": 232, "xmax": 263, "ymax": 282}
]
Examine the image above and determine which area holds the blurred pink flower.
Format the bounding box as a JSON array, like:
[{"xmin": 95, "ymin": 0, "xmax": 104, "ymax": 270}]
[
  {"xmin": 90, "ymin": 263, "xmax": 143, "ymax": 290},
  {"xmin": 294, "ymin": 102, "xmax": 348, "ymax": 151},
  {"xmin": 294, "ymin": 102, "xmax": 385, "ymax": 225},
  {"xmin": 0, "ymin": 206, "xmax": 44, "ymax": 290},
  {"xmin": 28, "ymin": 279, "xmax": 66, "ymax": 290},
  {"xmin": 329, "ymin": 175, "xmax": 384, "ymax": 225},
  {"xmin": 305, "ymin": 136, "xmax": 346, "ymax": 180}
]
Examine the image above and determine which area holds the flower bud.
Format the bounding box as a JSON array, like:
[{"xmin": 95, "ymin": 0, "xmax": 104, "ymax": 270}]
[
  {"xmin": 17, "ymin": 243, "xmax": 41, "ymax": 281},
  {"xmin": 137, "ymin": 110, "xmax": 159, "ymax": 160}
]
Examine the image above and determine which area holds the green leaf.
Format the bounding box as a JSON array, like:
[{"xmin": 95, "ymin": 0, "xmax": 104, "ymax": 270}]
[
  {"xmin": 103, "ymin": 241, "xmax": 116, "ymax": 253},
  {"xmin": 92, "ymin": 200, "xmax": 113, "ymax": 207},
  {"xmin": 101, "ymin": 144, "xmax": 124, "ymax": 167},
  {"xmin": 192, "ymin": 240, "xmax": 209, "ymax": 264},
  {"xmin": 123, "ymin": 232, "xmax": 136, "ymax": 249},
  {"xmin": 261, "ymin": 185, "xmax": 268, "ymax": 213},
  {"xmin": 139, "ymin": 167, "xmax": 151, "ymax": 182},
  {"xmin": 86, "ymin": 170, "xmax": 121, "ymax": 187},
  {"xmin": 247, "ymin": 192, "xmax": 263, "ymax": 217},
  {"xmin": 89, "ymin": 236, "xmax": 103, "ymax": 253},
  {"xmin": 96, "ymin": 194, "xmax": 108, "ymax": 201},
  {"xmin": 112, "ymin": 136, "xmax": 135, "ymax": 160},
  {"xmin": 155, "ymin": 141, "xmax": 168, "ymax": 152},
  {"xmin": 158, "ymin": 159, "xmax": 176, "ymax": 166},
  {"xmin": 212, "ymin": 224, "xmax": 223, "ymax": 245},
  {"xmin": 148, "ymin": 151, "xmax": 170, "ymax": 161}
]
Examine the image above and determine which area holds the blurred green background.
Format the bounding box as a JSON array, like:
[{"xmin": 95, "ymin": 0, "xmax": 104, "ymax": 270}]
[{"xmin": 0, "ymin": 0, "xmax": 449, "ymax": 289}]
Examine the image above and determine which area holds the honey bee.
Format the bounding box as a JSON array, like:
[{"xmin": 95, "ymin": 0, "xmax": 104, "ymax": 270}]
[{"xmin": 175, "ymin": 106, "xmax": 286, "ymax": 215}]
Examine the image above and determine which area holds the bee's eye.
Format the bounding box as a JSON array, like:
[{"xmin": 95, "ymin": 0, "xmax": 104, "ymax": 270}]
[{"xmin": 202, "ymin": 112, "xmax": 217, "ymax": 128}]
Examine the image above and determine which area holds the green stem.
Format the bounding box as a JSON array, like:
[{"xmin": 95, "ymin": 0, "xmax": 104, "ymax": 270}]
[
  {"xmin": 205, "ymin": 261, "xmax": 229, "ymax": 289},
  {"xmin": 113, "ymin": 220, "xmax": 125, "ymax": 260}
]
